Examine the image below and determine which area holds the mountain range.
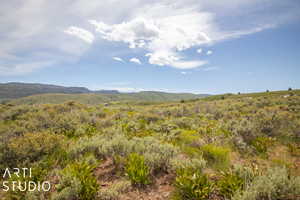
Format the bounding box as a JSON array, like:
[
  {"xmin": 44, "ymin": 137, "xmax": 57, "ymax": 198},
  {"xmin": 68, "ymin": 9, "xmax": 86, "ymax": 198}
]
[{"xmin": 0, "ymin": 82, "xmax": 209, "ymax": 104}]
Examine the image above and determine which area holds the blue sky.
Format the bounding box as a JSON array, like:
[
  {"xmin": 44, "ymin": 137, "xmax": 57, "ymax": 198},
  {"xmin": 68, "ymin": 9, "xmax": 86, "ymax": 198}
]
[{"xmin": 1, "ymin": 0, "xmax": 300, "ymax": 94}]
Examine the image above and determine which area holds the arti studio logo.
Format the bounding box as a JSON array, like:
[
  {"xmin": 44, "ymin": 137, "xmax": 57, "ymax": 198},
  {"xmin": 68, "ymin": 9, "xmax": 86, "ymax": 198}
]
[{"xmin": 1, "ymin": 168, "xmax": 51, "ymax": 192}]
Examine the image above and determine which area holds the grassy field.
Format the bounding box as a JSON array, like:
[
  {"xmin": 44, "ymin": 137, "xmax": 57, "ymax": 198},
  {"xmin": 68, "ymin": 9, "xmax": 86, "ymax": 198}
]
[{"xmin": 0, "ymin": 90, "xmax": 299, "ymax": 199}]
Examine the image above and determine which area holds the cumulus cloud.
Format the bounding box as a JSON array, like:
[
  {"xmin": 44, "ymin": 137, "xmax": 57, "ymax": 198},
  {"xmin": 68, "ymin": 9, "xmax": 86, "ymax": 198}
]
[
  {"xmin": 130, "ymin": 57, "xmax": 142, "ymax": 64},
  {"xmin": 90, "ymin": 12, "xmax": 212, "ymax": 69},
  {"xmin": 145, "ymin": 51, "xmax": 206, "ymax": 69},
  {"xmin": 88, "ymin": 3, "xmax": 280, "ymax": 69},
  {"xmin": 206, "ymin": 50, "xmax": 213, "ymax": 55},
  {"xmin": 64, "ymin": 26, "xmax": 95, "ymax": 43},
  {"xmin": 112, "ymin": 57, "xmax": 124, "ymax": 62}
]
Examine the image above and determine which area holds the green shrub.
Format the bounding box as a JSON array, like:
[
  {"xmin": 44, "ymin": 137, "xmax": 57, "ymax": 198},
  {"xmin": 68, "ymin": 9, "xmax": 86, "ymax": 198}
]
[
  {"xmin": 232, "ymin": 167, "xmax": 300, "ymax": 200},
  {"xmin": 69, "ymin": 135, "xmax": 178, "ymax": 173},
  {"xmin": 287, "ymin": 143, "xmax": 300, "ymax": 157},
  {"xmin": 217, "ymin": 170, "xmax": 244, "ymax": 199},
  {"xmin": 54, "ymin": 161, "xmax": 98, "ymax": 200},
  {"xmin": 173, "ymin": 168, "xmax": 213, "ymax": 200},
  {"xmin": 97, "ymin": 180, "xmax": 131, "ymax": 200},
  {"xmin": 169, "ymin": 157, "xmax": 207, "ymax": 172},
  {"xmin": 250, "ymin": 136, "xmax": 275, "ymax": 155},
  {"xmin": 7, "ymin": 132, "xmax": 65, "ymax": 165},
  {"xmin": 201, "ymin": 144, "xmax": 230, "ymax": 169},
  {"xmin": 125, "ymin": 153, "xmax": 150, "ymax": 186}
]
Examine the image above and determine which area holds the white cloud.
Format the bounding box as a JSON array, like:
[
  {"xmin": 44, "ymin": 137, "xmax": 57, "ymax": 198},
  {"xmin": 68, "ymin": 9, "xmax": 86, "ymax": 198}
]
[
  {"xmin": 112, "ymin": 57, "xmax": 124, "ymax": 62},
  {"xmin": 0, "ymin": 61, "xmax": 54, "ymax": 76},
  {"xmin": 89, "ymin": 2, "xmax": 284, "ymax": 69},
  {"xmin": 172, "ymin": 60, "xmax": 208, "ymax": 69},
  {"xmin": 197, "ymin": 48, "xmax": 203, "ymax": 54},
  {"xmin": 90, "ymin": 13, "xmax": 213, "ymax": 69},
  {"xmin": 1, "ymin": 0, "xmax": 299, "ymax": 75},
  {"xmin": 130, "ymin": 57, "xmax": 142, "ymax": 64},
  {"xmin": 206, "ymin": 50, "xmax": 213, "ymax": 55},
  {"xmin": 64, "ymin": 26, "xmax": 95, "ymax": 43}
]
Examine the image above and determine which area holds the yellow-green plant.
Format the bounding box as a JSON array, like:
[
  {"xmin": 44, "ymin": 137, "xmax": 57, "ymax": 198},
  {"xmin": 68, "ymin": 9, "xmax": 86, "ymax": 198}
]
[
  {"xmin": 217, "ymin": 170, "xmax": 244, "ymax": 199},
  {"xmin": 201, "ymin": 144, "xmax": 230, "ymax": 169},
  {"xmin": 55, "ymin": 161, "xmax": 98, "ymax": 200},
  {"xmin": 125, "ymin": 153, "xmax": 150, "ymax": 186},
  {"xmin": 251, "ymin": 136, "xmax": 275, "ymax": 155},
  {"xmin": 173, "ymin": 168, "xmax": 213, "ymax": 200}
]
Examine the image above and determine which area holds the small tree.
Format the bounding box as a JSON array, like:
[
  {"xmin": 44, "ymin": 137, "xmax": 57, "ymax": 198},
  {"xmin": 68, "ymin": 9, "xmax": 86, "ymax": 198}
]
[
  {"xmin": 266, "ymin": 90, "xmax": 269, "ymax": 93},
  {"xmin": 288, "ymin": 87, "xmax": 292, "ymax": 91}
]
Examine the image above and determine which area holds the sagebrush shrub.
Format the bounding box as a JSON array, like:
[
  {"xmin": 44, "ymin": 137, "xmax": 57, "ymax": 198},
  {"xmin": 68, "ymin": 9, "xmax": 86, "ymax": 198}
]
[
  {"xmin": 69, "ymin": 135, "xmax": 178, "ymax": 173},
  {"xmin": 169, "ymin": 157, "xmax": 207, "ymax": 172},
  {"xmin": 232, "ymin": 167, "xmax": 300, "ymax": 200},
  {"xmin": 97, "ymin": 180, "xmax": 131, "ymax": 200},
  {"xmin": 7, "ymin": 132, "xmax": 65, "ymax": 165}
]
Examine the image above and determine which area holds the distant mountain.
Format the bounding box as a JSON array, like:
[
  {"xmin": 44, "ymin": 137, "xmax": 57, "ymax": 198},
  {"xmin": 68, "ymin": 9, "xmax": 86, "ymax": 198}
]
[
  {"xmin": 0, "ymin": 82, "xmax": 209, "ymax": 104},
  {"xmin": 0, "ymin": 82, "xmax": 120, "ymax": 100},
  {"xmin": 94, "ymin": 90, "xmax": 120, "ymax": 94}
]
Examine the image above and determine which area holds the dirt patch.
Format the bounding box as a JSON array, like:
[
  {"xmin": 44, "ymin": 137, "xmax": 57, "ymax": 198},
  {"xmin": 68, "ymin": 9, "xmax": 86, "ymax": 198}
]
[
  {"xmin": 95, "ymin": 158, "xmax": 175, "ymax": 199},
  {"xmin": 119, "ymin": 173, "xmax": 175, "ymax": 200}
]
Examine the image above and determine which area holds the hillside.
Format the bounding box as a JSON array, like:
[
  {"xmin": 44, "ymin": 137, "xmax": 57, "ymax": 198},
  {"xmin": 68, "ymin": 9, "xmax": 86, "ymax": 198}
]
[
  {"xmin": 4, "ymin": 91, "xmax": 207, "ymax": 105},
  {"xmin": 0, "ymin": 82, "xmax": 92, "ymax": 99},
  {"xmin": 0, "ymin": 89, "xmax": 299, "ymax": 199},
  {"xmin": 0, "ymin": 82, "xmax": 207, "ymax": 104}
]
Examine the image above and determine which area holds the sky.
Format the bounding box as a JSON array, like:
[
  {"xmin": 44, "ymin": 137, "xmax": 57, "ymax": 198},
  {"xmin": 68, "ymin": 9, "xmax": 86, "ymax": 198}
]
[{"xmin": 0, "ymin": 0, "xmax": 300, "ymax": 94}]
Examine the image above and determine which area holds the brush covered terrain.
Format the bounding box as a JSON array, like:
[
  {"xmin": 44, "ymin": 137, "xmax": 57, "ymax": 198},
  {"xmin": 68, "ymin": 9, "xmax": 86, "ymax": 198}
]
[{"xmin": 0, "ymin": 90, "xmax": 299, "ymax": 200}]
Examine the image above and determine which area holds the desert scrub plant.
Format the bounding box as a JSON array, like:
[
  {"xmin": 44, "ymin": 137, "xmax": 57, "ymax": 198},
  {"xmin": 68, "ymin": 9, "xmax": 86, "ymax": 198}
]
[
  {"xmin": 54, "ymin": 161, "xmax": 98, "ymax": 200},
  {"xmin": 70, "ymin": 134, "xmax": 178, "ymax": 173},
  {"xmin": 97, "ymin": 180, "xmax": 131, "ymax": 200},
  {"xmin": 0, "ymin": 105, "xmax": 32, "ymax": 121},
  {"xmin": 171, "ymin": 117, "xmax": 194, "ymax": 129},
  {"xmin": 217, "ymin": 165, "xmax": 256, "ymax": 199},
  {"xmin": 74, "ymin": 124, "xmax": 99, "ymax": 137},
  {"xmin": 201, "ymin": 144, "xmax": 230, "ymax": 169},
  {"xmin": 232, "ymin": 167, "xmax": 300, "ymax": 200},
  {"xmin": 7, "ymin": 132, "xmax": 66, "ymax": 165},
  {"xmin": 250, "ymin": 136, "xmax": 275, "ymax": 155},
  {"xmin": 287, "ymin": 143, "xmax": 300, "ymax": 157},
  {"xmin": 227, "ymin": 118, "xmax": 260, "ymax": 144},
  {"xmin": 125, "ymin": 153, "xmax": 150, "ymax": 186},
  {"xmin": 174, "ymin": 129, "xmax": 202, "ymax": 146},
  {"xmin": 169, "ymin": 156, "xmax": 207, "ymax": 173},
  {"xmin": 173, "ymin": 168, "xmax": 214, "ymax": 200},
  {"xmin": 130, "ymin": 137, "xmax": 178, "ymax": 172},
  {"xmin": 217, "ymin": 169, "xmax": 245, "ymax": 199}
]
